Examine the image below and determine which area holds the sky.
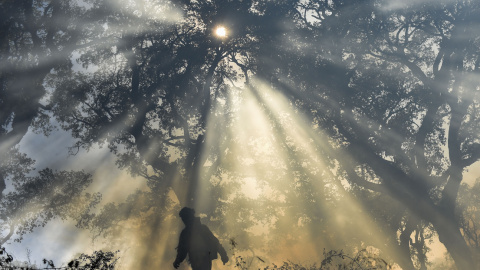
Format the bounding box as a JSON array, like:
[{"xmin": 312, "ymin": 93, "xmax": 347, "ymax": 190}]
[{"xmin": 6, "ymin": 126, "xmax": 147, "ymax": 267}]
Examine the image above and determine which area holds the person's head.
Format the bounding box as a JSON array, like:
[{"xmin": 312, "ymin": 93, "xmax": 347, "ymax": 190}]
[{"xmin": 179, "ymin": 207, "xmax": 195, "ymax": 225}]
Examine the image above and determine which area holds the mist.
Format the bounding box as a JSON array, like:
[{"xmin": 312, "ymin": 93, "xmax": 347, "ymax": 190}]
[{"xmin": 1, "ymin": 0, "xmax": 480, "ymax": 269}]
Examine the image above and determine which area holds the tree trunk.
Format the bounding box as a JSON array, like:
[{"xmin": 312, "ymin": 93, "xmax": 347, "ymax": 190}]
[
  {"xmin": 181, "ymin": 50, "xmax": 223, "ymax": 208},
  {"xmin": 435, "ymin": 217, "xmax": 474, "ymax": 270},
  {"xmin": 434, "ymin": 167, "xmax": 475, "ymax": 270},
  {"xmin": 0, "ymin": 170, "xmax": 5, "ymax": 200},
  {"xmin": 184, "ymin": 135, "xmax": 206, "ymax": 207},
  {"xmin": 397, "ymin": 216, "xmax": 416, "ymax": 270}
]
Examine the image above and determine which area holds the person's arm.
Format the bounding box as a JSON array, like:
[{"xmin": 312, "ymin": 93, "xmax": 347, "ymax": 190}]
[
  {"xmin": 203, "ymin": 225, "xmax": 229, "ymax": 264},
  {"xmin": 173, "ymin": 231, "xmax": 188, "ymax": 268},
  {"xmin": 218, "ymin": 243, "xmax": 229, "ymax": 264}
]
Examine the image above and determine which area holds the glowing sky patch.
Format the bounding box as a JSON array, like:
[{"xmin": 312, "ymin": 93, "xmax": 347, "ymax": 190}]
[{"xmin": 215, "ymin": 26, "xmax": 227, "ymax": 38}]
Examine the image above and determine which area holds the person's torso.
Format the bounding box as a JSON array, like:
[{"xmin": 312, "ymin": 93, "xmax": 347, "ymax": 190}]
[{"xmin": 186, "ymin": 224, "xmax": 217, "ymax": 258}]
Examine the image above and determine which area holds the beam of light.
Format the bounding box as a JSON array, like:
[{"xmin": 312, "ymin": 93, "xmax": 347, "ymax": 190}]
[
  {"xmin": 8, "ymin": 1, "xmax": 479, "ymax": 268},
  {"xmin": 178, "ymin": 75, "xmax": 405, "ymax": 269},
  {"xmin": 248, "ymin": 78, "xmax": 399, "ymax": 261}
]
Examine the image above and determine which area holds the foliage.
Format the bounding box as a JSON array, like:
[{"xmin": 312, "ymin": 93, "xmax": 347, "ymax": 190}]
[
  {"xmin": 319, "ymin": 249, "xmax": 392, "ymax": 270},
  {"xmin": 0, "ymin": 246, "xmax": 118, "ymax": 270},
  {"xmin": 272, "ymin": 0, "xmax": 480, "ymax": 269},
  {"xmin": 64, "ymin": 250, "xmax": 119, "ymax": 270},
  {"xmin": 229, "ymin": 237, "xmax": 265, "ymax": 270},
  {"xmin": 230, "ymin": 248, "xmax": 392, "ymax": 270},
  {"xmin": 0, "ymin": 247, "xmax": 14, "ymax": 268},
  {"xmin": 457, "ymin": 178, "xmax": 480, "ymax": 266},
  {"xmin": 229, "ymin": 238, "xmax": 391, "ymax": 270},
  {"xmin": 0, "ymin": 168, "xmax": 99, "ymax": 244},
  {"xmin": 0, "ymin": 0, "xmax": 101, "ymax": 245},
  {"xmin": 1, "ymin": 0, "xmax": 480, "ymax": 269}
]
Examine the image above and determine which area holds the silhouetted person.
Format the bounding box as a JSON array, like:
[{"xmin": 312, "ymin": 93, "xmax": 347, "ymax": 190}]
[{"xmin": 173, "ymin": 207, "xmax": 229, "ymax": 270}]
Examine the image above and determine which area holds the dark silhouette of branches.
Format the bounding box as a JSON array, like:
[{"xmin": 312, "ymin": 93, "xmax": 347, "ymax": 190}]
[{"xmin": 0, "ymin": 246, "xmax": 118, "ymax": 270}]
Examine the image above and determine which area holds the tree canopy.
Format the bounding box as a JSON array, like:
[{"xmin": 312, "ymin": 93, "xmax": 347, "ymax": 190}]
[{"xmin": 1, "ymin": 0, "xmax": 480, "ymax": 269}]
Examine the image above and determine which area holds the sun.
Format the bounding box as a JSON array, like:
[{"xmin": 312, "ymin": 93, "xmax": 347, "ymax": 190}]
[{"xmin": 215, "ymin": 26, "xmax": 227, "ymax": 38}]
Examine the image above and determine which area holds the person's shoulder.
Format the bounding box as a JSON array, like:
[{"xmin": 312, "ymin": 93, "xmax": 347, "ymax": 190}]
[
  {"xmin": 179, "ymin": 228, "xmax": 189, "ymax": 237},
  {"xmin": 200, "ymin": 224, "xmax": 216, "ymax": 238},
  {"xmin": 200, "ymin": 223, "xmax": 212, "ymax": 231}
]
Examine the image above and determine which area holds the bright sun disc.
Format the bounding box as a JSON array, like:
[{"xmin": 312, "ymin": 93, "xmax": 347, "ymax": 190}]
[{"xmin": 215, "ymin": 26, "xmax": 227, "ymax": 37}]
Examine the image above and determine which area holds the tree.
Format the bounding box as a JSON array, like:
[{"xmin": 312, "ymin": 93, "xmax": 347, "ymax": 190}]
[
  {"xmin": 262, "ymin": 0, "xmax": 480, "ymax": 268},
  {"xmin": 0, "ymin": 0, "xmax": 104, "ymax": 244},
  {"xmin": 3, "ymin": 0, "xmax": 480, "ymax": 269},
  {"xmin": 0, "ymin": 167, "xmax": 100, "ymax": 245},
  {"xmin": 0, "ymin": 0, "xmax": 91, "ymax": 190},
  {"xmin": 49, "ymin": 0, "xmax": 299, "ymax": 207},
  {"xmin": 47, "ymin": 0, "xmax": 302, "ymax": 267}
]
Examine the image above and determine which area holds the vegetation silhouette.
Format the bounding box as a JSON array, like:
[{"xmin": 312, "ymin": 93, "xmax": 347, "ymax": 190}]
[
  {"xmin": 229, "ymin": 241, "xmax": 392, "ymax": 270},
  {"xmin": 0, "ymin": 246, "xmax": 118, "ymax": 270},
  {"xmin": 174, "ymin": 207, "xmax": 228, "ymax": 270}
]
